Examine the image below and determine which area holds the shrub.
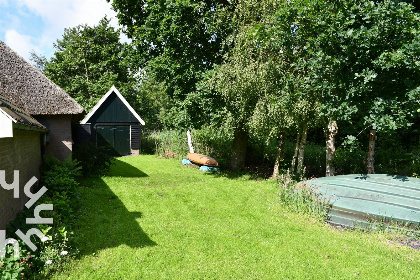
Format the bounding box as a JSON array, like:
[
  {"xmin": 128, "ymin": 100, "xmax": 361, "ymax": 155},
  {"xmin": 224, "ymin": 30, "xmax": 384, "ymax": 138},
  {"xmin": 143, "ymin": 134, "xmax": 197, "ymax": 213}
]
[
  {"xmin": 333, "ymin": 135, "xmax": 365, "ymax": 175},
  {"xmin": 1, "ymin": 156, "xmax": 80, "ymax": 279},
  {"xmin": 154, "ymin": 130, "xmax": 188, "ymax": 157},
  {"xmin": 73, "ymin": 142, "xmax": 115, "ymax": 177},
  {"xmin": 141, "ymin": 128, "xmax": 420, "ymax": 177},
  {"xmin": 192, "ymin": 128, "xmax": 233, "ymax": 167}
]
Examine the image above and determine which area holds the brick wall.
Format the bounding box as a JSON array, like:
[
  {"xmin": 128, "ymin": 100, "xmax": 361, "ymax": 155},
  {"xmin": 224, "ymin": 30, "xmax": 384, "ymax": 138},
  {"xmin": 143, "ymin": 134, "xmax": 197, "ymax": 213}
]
[
  {"xmin": 35, "ymin": 115, "xmax": 73, "ymax": 161},
  {"xmin": 0, "ymin": 129, "xmax": 42, "ymax": 230}
]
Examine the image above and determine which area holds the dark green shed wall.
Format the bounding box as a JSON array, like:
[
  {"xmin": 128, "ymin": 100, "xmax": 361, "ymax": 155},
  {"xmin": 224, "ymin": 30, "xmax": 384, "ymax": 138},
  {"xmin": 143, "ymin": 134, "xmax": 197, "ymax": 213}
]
[
  {"xmin": 75, "ymin": 90, "xmax": 143, "ymax": 156},
  {"xmin": 89, "ymin": 92, "xmax": 138, "ymax": 123}
]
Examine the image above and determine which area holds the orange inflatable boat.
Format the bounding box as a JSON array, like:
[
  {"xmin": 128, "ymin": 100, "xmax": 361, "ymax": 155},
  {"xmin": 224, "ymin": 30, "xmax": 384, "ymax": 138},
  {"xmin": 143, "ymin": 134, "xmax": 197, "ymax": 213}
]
[{"xmin": 187, "ymin": 153, "xmax": 219, "ymax": 167}]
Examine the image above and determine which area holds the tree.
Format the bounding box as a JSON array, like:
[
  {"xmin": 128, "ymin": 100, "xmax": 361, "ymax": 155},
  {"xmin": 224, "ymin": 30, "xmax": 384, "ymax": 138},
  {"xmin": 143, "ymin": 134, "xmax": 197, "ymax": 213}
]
[
  {"xmin": 205, "ymin": 32, "xmax": 262, "ymax": 170},
  {"xmin": 107, "ymin": 0, "xmax": 235, "ymax": 101},
  {"xmin": 29, "ymin": 51, "xmax": 47, "ymax": 72},
  {"xmin": 206, "ymin": 14, "xmax": 283, "ymax": 170},
  {"xmin": 307, "ymin": 0, "xmax": 420, "ymax": 175},
  {"xmin": 258, "ymin": 0, "xmax": 420, "ymax": 176},
  {"xmin": 249, "ymin": 93, "xmax": 294, "ymax": 178},
  {"xmin": 201, "ymin": 0, "xmax": 289, "ymax": 171},
  {"xmin": 43, "ymin": 17, "xmax": 133, "ymax": 111}
]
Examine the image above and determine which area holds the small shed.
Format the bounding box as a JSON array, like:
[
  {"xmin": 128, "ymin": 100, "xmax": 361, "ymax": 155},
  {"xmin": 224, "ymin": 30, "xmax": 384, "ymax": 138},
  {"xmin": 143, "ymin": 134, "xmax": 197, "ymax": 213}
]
[{"xmin": 78, "ymin": 86, "xmax": 145, "ymax": 156}]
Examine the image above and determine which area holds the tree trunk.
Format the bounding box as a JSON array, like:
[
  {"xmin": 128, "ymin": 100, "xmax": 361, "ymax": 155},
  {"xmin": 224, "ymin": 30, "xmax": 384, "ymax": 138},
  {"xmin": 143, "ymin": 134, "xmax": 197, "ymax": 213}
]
[
  {"xmin": 367, "ymin": 129, "xmax": 376, "ymax": 174},
  {"xmin": 291, "ymin": 131, "xmax": 301, "ymax": 173},
  {"xmin": 271, "ymin": 131, "xmax": 284, "ymax": 179},
  {"xmin": 325, "ymin": 121, "xmax": 338, "ymax": 177},
  {"xmin": 230, "ymin": 129, "xmax": 248, "ymax": 171},
  {"xmin": 79, "ymin": 45, "xmax": 91, "ymax": 100},
  {"xmin": 297, "ymin": 124, "xmax": 308, "ymax": 175}
]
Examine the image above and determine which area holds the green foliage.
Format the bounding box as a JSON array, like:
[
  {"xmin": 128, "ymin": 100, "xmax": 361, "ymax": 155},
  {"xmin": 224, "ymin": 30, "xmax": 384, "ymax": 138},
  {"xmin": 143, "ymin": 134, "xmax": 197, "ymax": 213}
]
[
  {"xmin": 141, "ymin": 129, "xmax": 233, "ymax": 166},
  {"xmin": 278, "ymin": 172, "xmax": 329, "ymax": 220},
  {"xmin": 145, "ymin": 130, "xmax": 188, "ymax": 158},
  {"xmin": 73, "ymin": 143, "xmax": 116, "ymax": 177},
  {"xmin": 41, "ymin": 156, "xmax": 81, "ymax": 194},
  {"xmin": 135, "ymin": 77, "xmax": 168, "ymax": 129},
  {"xmin": 190, "ymin": 128, "xmax": 234, "ymax": 167},
  {"xmin": 29, "ymin": 51, "xmax": 47, "ymax": 72},
  {"xmin": 1, "ymin": 156, "xmax": 80, "ymax": 279},
  {"xmin": 375, "ymin": 145, "xmax": 420, "ymax": 176},
  {"xmin": 44, "ymin": 17, "xmax": 135, "ymax": 112},
  {"xmin": 334, "ymin": 136, "xmax": 366, "ymax": 174},
  {"xmin": 0, "ymin": 242, "xmax": 32, "ymax": 280},
  {"xmin": 243, "ymin": 0, "xmax": 420, "ymax": 174},
  {"xmin": 268, "ymin": 0, "xmax": 420, "ymax": 129},
  {"xmin": 108, "ymin": 0, "xmax": 235, "ymax": 100}
]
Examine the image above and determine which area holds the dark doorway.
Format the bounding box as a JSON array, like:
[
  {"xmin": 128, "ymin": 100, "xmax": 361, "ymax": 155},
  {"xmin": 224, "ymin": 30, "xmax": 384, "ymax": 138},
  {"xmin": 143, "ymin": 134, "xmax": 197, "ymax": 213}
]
[{"xmin": 96, "ymin": 125, "xmax": 130, "ymax": 155}]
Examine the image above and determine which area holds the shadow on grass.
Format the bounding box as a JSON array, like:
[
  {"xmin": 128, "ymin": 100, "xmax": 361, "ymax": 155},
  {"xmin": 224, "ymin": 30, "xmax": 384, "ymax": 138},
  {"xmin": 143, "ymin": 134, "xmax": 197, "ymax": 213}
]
[
  {"xmin": 75, "ymin": 160, "xmax": 155, "ymax": 256},
  {"xmin": 200, "ymin": 166, "xmax": 273, "ymax": 181},
  {"xmin": 107, "ymin": 158, "xmax": 149, "ymax": 177}
]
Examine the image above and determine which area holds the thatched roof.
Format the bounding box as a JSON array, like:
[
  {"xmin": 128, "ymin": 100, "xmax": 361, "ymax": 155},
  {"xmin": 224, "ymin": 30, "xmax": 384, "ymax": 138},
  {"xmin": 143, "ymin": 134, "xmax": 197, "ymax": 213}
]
[
  {"xmin": 0, "ymin": 40, "xmax": 84, "ymax": 115},
  {"xmin": 0, "ymin": 89, "xmax": 47, "ymax": 131}
]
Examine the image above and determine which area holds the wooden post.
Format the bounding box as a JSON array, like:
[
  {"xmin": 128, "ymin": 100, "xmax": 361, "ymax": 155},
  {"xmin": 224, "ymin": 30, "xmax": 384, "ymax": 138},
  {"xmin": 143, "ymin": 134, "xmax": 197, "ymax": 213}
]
[
  {"xmin": 367, "ymin": 129, "xmax": 376, "ymax": 174},
  {"xmin": 187, "ymin": 130, "xmax": 194, "ymax": 154}
]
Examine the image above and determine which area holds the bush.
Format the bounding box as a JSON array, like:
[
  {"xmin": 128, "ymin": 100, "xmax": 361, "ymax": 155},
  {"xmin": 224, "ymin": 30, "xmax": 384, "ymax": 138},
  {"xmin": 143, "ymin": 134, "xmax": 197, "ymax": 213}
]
[
  {"xmin": 41, "ymin": 156, "xmax": 81, "ymax": 193},
  {"xmin": 1, "ymin": 156, "xmax": 81, "ymax": 279},
  {"xmin": 192, "ymin": 128, "xmax": 233, "ymax": 167},
  {"xmin": 73, "ymin": 142, "xmax": 115, "ymax": 177}
]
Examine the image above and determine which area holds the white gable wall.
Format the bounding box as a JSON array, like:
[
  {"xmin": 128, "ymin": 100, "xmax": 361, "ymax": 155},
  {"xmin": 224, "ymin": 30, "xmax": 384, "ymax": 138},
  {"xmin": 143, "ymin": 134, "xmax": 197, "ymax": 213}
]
[{"xmin": 0, "ymin": 108, "xmax": 14, "ymax": 138}]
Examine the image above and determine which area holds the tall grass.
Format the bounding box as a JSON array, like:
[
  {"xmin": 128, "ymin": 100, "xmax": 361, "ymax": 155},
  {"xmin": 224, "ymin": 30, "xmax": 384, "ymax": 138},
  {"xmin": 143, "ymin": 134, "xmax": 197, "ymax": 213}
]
[
  {"xmin": 277, "ymin": 171, "xmax": 330, "ymax": 221},
  {"xmin": 141, "ymin": 128, "xmax": 420, "ymax": 177},
  {"xmin": 141, "ymin": 130, "xmax": 187, "ymax": 157},
  {"xmin": 141, "ymin": 128, "xmax": 233, "ymax": 166}
]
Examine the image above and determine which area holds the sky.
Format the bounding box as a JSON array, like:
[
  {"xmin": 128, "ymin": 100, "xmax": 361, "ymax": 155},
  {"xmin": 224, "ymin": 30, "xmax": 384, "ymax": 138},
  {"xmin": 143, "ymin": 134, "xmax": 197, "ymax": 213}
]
[{"xmin": 0, "ymin": 0, "xmax": 126, "ymax": 63}]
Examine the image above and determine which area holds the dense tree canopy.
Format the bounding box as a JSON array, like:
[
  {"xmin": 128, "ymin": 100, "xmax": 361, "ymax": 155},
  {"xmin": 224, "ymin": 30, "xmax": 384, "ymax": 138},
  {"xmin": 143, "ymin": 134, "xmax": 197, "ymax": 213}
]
[
  {"xmin": 43, "ymin": 17, "xmax": 133, "ymax": 111},
  {"xmin": 249, "ymin": 0, "xmax": 420, "ymax": 174},
  {"xmin": 40, "ymin": 0, "xmax": 420, "ymax": 175},
  {"xmin": 108, "ymin": 0, "xmax": 236, "ymax": 100}
]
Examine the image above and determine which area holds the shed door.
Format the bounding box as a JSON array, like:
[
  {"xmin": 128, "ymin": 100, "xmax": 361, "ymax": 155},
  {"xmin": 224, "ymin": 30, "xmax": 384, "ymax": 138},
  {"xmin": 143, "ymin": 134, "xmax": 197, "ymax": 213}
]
[
  {"xmin": 96, "ymin": 125, "xmax": 130, "ymax": 156},
  {"xmin": 114, "ymin": 126, "xmax": 130, "ymax": 155}
]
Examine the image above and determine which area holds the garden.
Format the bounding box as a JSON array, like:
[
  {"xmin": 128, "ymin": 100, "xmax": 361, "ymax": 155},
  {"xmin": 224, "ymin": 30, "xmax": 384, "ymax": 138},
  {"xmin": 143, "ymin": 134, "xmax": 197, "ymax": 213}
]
[
  {"xmin": 2, "ymin": 0, "xmax": 420, "ymax": 278},
  {"xmin": 3, "ymin": 155, "xmax": 419, "ymax": 279}
]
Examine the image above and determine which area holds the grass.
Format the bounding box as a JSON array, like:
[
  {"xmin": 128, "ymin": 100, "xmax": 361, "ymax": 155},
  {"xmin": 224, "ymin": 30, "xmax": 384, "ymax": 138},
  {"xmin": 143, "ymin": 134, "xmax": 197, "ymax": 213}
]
[{"xmin": 52, "ymin": 155, "xmax": 419, "ymax": 279}]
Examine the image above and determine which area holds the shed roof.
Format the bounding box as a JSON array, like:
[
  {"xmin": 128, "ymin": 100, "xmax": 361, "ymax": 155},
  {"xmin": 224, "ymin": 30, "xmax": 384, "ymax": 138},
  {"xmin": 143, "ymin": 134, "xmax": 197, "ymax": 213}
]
[
  {"xmin": 0, "ymin": 40, "xmax": 84, "ymax": 115},
  {"xmin": 81, "ymin": 86, "xmax": 145, "ymax": 125},
  {"xmin": 0, "ymin": 90, "xmax": 47, "ymax": 131}
]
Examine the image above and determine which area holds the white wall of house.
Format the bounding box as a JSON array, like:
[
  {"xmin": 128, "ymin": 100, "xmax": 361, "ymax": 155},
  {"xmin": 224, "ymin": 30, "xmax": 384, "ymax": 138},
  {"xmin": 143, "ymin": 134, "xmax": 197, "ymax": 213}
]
[{"xmin": 0, "ymin": 109, "xmax": 14, "ymax": 138}]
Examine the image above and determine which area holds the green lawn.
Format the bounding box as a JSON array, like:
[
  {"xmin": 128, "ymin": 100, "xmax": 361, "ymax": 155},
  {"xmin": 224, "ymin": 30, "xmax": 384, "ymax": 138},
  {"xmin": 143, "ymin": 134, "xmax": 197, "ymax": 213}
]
[{"xmin": 53, "ymin": 156, "xmax": 419, "ymax": 279}]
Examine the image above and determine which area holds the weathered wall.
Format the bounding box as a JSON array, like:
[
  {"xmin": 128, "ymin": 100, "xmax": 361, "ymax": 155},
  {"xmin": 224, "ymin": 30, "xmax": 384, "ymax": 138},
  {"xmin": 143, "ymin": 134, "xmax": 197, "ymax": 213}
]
[
  {"xmin": 0, "ymin": 129, "xmax": 42, "ymax": 230},
  {"xmin": 36, "ymin": 115, "xmax": 73, "ymax": 161}
]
